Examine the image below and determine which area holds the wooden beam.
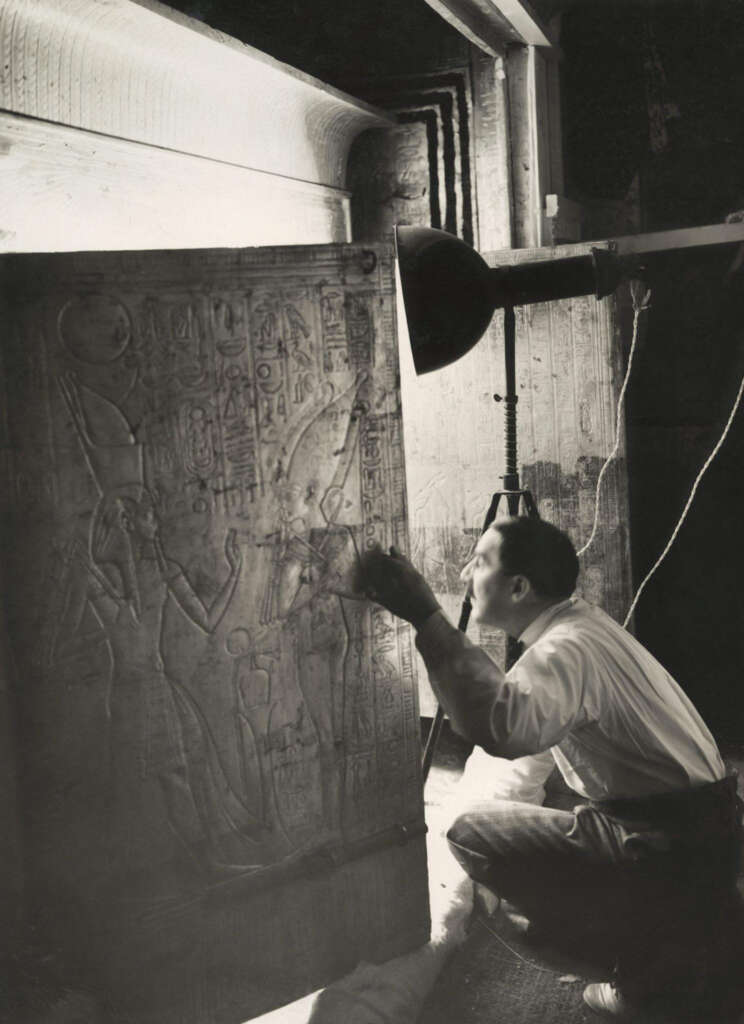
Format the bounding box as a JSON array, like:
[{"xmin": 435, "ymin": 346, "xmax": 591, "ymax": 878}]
[
  {"xmin": 611, "ymin": 221, "xmax": 744, "ymax": 256},
  {"xmin": 0, "ymin": 112, "xmax": 352, "ymax": 252},
  {"xmin": 490, "ymin": 0, "xmax": 557, "ymax": 47},
  {"xmin": 423, "ymin": 0, "xmax": 557, "ymax": 52},
  {"xmin": 424, "ymin": 0, "xmax": 517, "ymax": 56},
  {"xmin": 0, "ymin": 0, "xmax": 392, "ymax": 191},
  {"xmin": 507, "ymin": 44, "xmax": 565, "ymax": 248},
  {"xmin": 471, "ymin": 51, "xmax": 514, "ymax": 249}
]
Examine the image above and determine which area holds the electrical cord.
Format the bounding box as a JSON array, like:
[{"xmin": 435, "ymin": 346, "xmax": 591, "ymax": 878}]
[
  {"xmin": 576, "ymin": 281, "xmax": 650, "ymax": 559},
  {"xmin": 576, "ymin": 277, "xmax": 744, "ymax": 627},
  {"xmin": 475, "ymin": 915, "xmax": 566, "ymax": 976}
]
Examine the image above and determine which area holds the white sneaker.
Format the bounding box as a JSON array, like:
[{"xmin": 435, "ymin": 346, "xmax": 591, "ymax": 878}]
[{"xmin": 583, "ymin": 982, "xmax": 628, "ymax": 1018}]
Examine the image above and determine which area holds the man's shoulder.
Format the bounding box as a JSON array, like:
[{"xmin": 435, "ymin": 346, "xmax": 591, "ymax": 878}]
[
  {"xmin": 534, "ymin": 599, "xmax": 614, "ymax": 649},
  {"xmin": 539, "ymin": 600, "xmax": 640, "ymax": 665},
  {"xmin": 554, "ymin": 597, "xmax": 614, "ymax": 627}
]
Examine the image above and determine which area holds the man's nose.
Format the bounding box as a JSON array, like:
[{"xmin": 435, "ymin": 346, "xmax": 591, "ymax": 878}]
[{"xmin": 460, "ymin": 559, "xmax": 473, "ymax": 585}]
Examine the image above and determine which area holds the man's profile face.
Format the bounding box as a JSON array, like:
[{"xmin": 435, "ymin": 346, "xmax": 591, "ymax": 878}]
[{"xmin": 460, "ymin": 527, "xmax": 514, "ymax": 628}]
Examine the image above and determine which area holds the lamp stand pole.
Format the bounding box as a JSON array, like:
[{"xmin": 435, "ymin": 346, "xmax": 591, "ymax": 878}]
[{"xmin": 421, "ymin": 306, "xmax": 540, "ymax": 782}]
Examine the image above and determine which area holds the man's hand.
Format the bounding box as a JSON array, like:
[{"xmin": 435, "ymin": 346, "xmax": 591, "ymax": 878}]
[{"xmin": 355, "ymin": 544, "xmax": 440, "ymax": 630}]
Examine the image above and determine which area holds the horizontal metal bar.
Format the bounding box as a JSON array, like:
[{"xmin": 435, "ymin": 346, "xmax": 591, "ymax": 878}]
[{"xmin": 610, "ymin": 221, "xmax": 744, "ymax": 257}]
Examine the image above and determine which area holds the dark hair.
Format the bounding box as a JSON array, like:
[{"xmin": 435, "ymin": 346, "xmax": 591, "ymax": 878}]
[{"xmin": 492, "ymin": 517, "xmax": 579, "ymax": 600}]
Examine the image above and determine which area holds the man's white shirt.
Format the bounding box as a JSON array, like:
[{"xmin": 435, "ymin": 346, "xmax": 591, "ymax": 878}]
[{"xmin": 416, "ymin": 596, "xmax": 725, "ymax": 800}]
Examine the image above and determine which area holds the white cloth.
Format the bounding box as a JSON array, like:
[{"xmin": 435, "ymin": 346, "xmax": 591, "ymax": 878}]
[
  {"xmin": 457, "ymin": 748, "xmax": 555, "ymax": 808},
  {"xmin": 416, "ymin": 597, "xmax": 725, "ymax": 800}
]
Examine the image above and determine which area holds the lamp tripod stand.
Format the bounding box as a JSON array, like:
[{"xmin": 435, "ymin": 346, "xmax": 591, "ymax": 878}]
[{"xmin": 421, "ymin": 306, "xmax": 540, "ymax": 782}]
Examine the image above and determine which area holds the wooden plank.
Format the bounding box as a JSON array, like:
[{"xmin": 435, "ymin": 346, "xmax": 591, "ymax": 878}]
[
  {"xmin": 422, "ymin": 0, "xmax": 557, "ymax": 49},
  {"xmin": 0, "ymin": 113, "xmax": 352, "ymax": 253},
  {"xmin": 506, "ymin": 46, "xmax": 546, "ymax": 247},
  {"xmin": 491, "ymin": 0, "xmax": 557, "ymax": 47},
  {"xmin": 0, "ymin": 243, "xmax": 429, "ymax": 1021},
  {"xmin": 471, "ymin": 50, "xmax": 514, "ymax": 249},
  {"xmin": 531, "ymin": 47, "xmax": 553, "ymax": 246},
  {"xmin": 424, "ymin": 0, "xmax": 522, "ymax": 54},
  {"xmin": 506, "ymin": 44, "xmax": 564, "ymax": 248},
  {"xmin": 505, "ymin": 46, "xmax": 536, "ymax": 248},
  {"xmin": 0, "ymin": 0, "xmax": 391, "ymax": 190},
  {"xmin": 611, "ymin": 220, "xmax": 744, "ymax": 255}
]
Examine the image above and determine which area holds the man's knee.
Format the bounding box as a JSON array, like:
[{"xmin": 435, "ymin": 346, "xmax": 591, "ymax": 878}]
[
  {"xmin": 446, "ymin": 810, "xmax": 497, "ymax": 856},
  {"xmin": 448, "ymin": 815, "xmax": 489, "ymax": 880},
  {"xmin": 445, "ymin": 811, "xmax": 474, "ymax": 849},
  {"xmin": 446, "ymin": 811, "xmax": 505, "ymax": 884},
  {"xmin": 446, "ymin": 800, "xmax": 533, "ymax": 856}
]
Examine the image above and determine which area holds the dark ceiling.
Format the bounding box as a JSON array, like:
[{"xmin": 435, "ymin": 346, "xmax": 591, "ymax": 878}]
[{"xmin": 164, "ymin": 0, "xmax": 469, "ymax": 89}]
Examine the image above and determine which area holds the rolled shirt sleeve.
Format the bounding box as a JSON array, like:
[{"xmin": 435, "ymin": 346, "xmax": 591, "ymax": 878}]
[{"xmin": 415, "ymin": 610, "xmax": 588, "ymax": 758}]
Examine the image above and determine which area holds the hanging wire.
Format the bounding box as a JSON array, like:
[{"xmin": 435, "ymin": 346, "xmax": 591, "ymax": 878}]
[
  {"xmin": 576, "ymin": 280, "xmax": 651, "ymax": 558},
  {"xmin": 623, "ymin": 365, "xmax": 744, "ymax": 627},
  {"xmin": 576, "ymin": 275, "xmax": 744, "ymax": 626},
  {"xmin": 474, "ymin": 916, "xmax": 566, "ymax": 976}
]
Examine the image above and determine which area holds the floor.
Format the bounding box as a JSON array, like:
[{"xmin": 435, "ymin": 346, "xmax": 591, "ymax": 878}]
[{"xmin": 418, "ymin": 724, "xmax": 744, "ymax": 1024}]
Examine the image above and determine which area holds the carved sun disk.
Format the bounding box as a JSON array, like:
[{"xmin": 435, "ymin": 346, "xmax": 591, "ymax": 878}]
[{"xmin": 58, "ymin": 294, "xmax": 132, "ymax": 364}]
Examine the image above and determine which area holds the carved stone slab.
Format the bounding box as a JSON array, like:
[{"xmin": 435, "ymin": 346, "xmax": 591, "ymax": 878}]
[{"xmin": 0, "ymin": 245, "xmax": 428, "ymax": 1022}]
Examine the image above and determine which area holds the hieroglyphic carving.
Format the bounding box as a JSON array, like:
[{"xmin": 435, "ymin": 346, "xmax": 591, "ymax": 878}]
[{"xmin": 0, "ymin": 246, "xmax": 422, "ymax": 910}]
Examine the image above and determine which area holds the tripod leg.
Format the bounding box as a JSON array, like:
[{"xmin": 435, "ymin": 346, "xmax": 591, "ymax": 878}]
[
  {"xmin": 421, "ymin": 705, "xmax": 445, "ymax": 781},
  {"xmin": 481, "ymin": 491, "xmax": 502, "ymax": 534},
  {"xmin": 522, "ymin": 490, "xmax": 540, "ymax": 518}
]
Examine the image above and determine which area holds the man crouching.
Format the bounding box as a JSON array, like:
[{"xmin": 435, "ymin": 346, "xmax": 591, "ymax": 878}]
[{"xmin": 357, "ymin": 516, "xmax": 744, "ymax": 1020}]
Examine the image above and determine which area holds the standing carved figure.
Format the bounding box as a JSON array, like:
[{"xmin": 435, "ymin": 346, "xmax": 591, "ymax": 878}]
[
  {"xmin": 260, "ymin": 371, "xmax": 370, "ymax": 848},
  {"xmin": 53, "ymin": 373, "xmax": 265, "ymax": 892}
]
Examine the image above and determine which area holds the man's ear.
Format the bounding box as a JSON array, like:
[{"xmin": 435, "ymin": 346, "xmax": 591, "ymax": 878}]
[{"xmin": 510, "ymin": 574, "xmax": 531, "ymax": 602}]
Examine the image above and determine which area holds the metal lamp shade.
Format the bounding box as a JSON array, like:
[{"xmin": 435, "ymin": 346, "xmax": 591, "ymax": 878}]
[
  {"xmin": 395, "ymin": 225, "xmax": 627, "ymax": 376},
  {"xmin": 395, "ymin": 225, "xmax": 497, "ymax": 375}
]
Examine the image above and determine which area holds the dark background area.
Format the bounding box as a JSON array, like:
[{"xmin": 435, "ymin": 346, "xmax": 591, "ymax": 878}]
[
  {"xmin": 169, "ymin": 0, "xmax": 744, "ymax": 742},
  {"xmin": 555, "ymin": 0, "xmax": 744, "ymax": 741},
  {"xmin": 172, "ymin": 0, "xmax": 470, "ymax": 83}
]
